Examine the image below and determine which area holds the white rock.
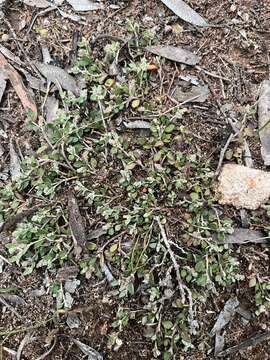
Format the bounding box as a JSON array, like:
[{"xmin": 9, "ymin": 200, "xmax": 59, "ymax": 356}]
[{"xmin": 217, "ymin": 164, "xmax": 270, "ymax": 210}]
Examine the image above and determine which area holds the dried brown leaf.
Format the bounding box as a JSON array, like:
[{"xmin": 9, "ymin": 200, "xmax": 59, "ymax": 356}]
[
  {"xmin": 0, "ymin": 294, "xmax": 26, "ymax": 306},
  {"xmin": 9, "ymin": 140, "xmax": 21, "ymax": 180},
  {"xmin": 258, "ymin": 80, "xmax": 270, "ymax": 165},
  {"xmin": 147, "ymin": 45, "xmax": 200, "ymax": 65},
  {"xmin": 0, "ymin": 45, "xmax": 24, "ymax": 67},
  {"xmin": 172, "ymin": 85, "xmax": 209, "ymax": 103},
  {"xmin": 58, "ymin": 9, "xmax": 87, "ymax": 24},
  {"xmin": 124, "ymin": 120, "xmax": 151, "ymax": 129},
  {"xmin": 217, "ymin": 331, "xmax": 270, "ymax": 357},
  {"xmin": 161, "ymin": 0, "xmax": 209, "ymax": 27},
  {"xmin": 223, "ymin": 228, "xmax": 268, "ymax": 245},
  {"xmin": 0, "ymin": 53, "xmax": 37, "ymax": 120},
  {"xmin": 210, "ymin": 297, "xmax": 239, "ymax": 337},
  {"xmin": 88, "ymin": 227, "xmax": 107, "ymax": 240},
  {"xmin": 45, "ymin": 96, "xmax": 59, "ymax": 123},
  {"xmin": 0, "ymin": 71, "xmax": 6, "ymax": 104},
  {"xmin": 68, "ymin": 193, "xmax": 86, "ymax": 259},
  {"xmin": 66, "ymin": 0, "xmax": 102, "ymax": 12},
  {"xmin": 56, "ymin": 265, "xmax": 80, "ymax": 282},
  {"xmin": 1, "ymin": 205, "xmax": 41, "ymax": 232},
  {"xmin": 23, "ymin": 0, "xmax": 51, "ymax": 7},
  {"xmin": 73, "ymin": 339, "xmax": 103, "ymax": 360},
  {"xmin": 35, "ymin": 62, "xmax": 80, "ymax": 95}
]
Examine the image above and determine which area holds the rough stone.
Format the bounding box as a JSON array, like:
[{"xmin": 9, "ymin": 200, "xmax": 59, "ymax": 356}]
[{"xmin": 217, "ymin": 164, "xmax": 270, "ymax": 210}]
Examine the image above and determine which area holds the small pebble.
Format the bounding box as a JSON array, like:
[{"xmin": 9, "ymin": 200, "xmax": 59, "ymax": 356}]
[{"xmin": 1, "ymin": 33, "xmax": 9, "ymax": 42}]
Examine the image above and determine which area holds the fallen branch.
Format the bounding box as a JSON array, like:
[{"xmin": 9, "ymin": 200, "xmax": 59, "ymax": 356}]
[
  {"xmin": 156, "ymin": 217, "xmax": 197, "ymax": 334},
  {"xmin": 217, "ymin": 331, "xmax": 270, "ymax": 357}
]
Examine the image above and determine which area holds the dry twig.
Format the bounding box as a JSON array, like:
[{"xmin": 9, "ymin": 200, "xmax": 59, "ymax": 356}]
[{"xmin": 156, "ymin": 217, "xmax": 197, "ymax": 334}]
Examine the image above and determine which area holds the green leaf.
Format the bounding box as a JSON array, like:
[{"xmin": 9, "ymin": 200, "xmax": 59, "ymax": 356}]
[
  {"xmin": 154, "ymin": 151, "xmax": 162, "ymax": 162},
  {"xmin": 87, "ymin": 242, "xmax": 97, "ymax": 251},
  {"xmin": 127, "ymin": 282, "xmax": 134, "ymax": 296},
  {"xmin": 190, "ymin": 192, "xmax": 199, "ymax": 202},
  {"xmin": 165, "ymin": 124, "xmax": 175, "ymax": 133},
  {"xmin": 110, "ymin": 243, "xmax": 118, "ymax": 254},
  {"xmin": 162, "ymin": 320, "xmax": 173, "ymax": 329},
  {"xmin": 163, "ymin": 352, "xmax": 170, "ymax": 360},
  {"xmin": 90, "ymin": 158, "xmax": 97, "ymax": 168},
  {"xmin": 131, "ymin": 99, "xmax": 140, "ymax": 109}
]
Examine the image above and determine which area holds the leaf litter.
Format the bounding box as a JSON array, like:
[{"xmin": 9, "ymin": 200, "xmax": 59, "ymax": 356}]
[
  {"xmin": 68, "ymin": 193, "xmax": 87, "ymax": 259},
  {"xmin": 73, "ymin": 339, "xmax": 103, "ymax": 360},
  {"xmin": 35, "ymin": 62, "xmax": 80, "ymax": 95},
  {"xmin": 66, "ymin": 0, "xmax": 102, "ymax": 12},
  {"xmin": 223, "ymin": 228, "xmax": 269, "ymax": 245},
  {"xmin": 0, "ymin": 53, "xmax": 37, "ymax": 120},
  {"xmin": 160, "ymin": 0, "xmax": 209, "ymax": 27},
  {"xmin": 172, "ymin": 84, "xmax": 209, "ymax": 103},
  {"xmin": 1, "ymin": 1, "xmax": 270, "ymax": 359},
  {"xmin": 9, "ymin": 140, "xmax": 21, "ymax": 180},
  {"xmin": 147, "ymin": 45, "xmax": 200, "ymax": 65}
]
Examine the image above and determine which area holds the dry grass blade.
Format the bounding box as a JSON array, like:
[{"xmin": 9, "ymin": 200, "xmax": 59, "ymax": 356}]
[
  {"xmin": 243, "ymin": 140, "xmax": 254, "ymax": 168},
  {"xmin": 36, "ymin": 337, "xmax": 57, "ymax": 360},
  {"xmin": 68, "ymin": 193, "xmax": 86, "ymax": 259},
  {"xmin": 147, "ymin": 45, "xmax": 200, "ymax": 65},
  {"xmin": 0, "ymin": 53, "xmax": 37, "ymax": 120},
  {"xmin": 3, "ymin": 346, "xmax": 17, "ymax": 357},
  {"xmin": 0, "ymin": 70, "xmax": 6, "ymax": 104},
  {"xmin": 16, "ymin": 332, "xmax": 33, "ymax": 360},
  {"xmin": 160, "ymin": 0, "xmax": 209, "ymax": 27}
]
